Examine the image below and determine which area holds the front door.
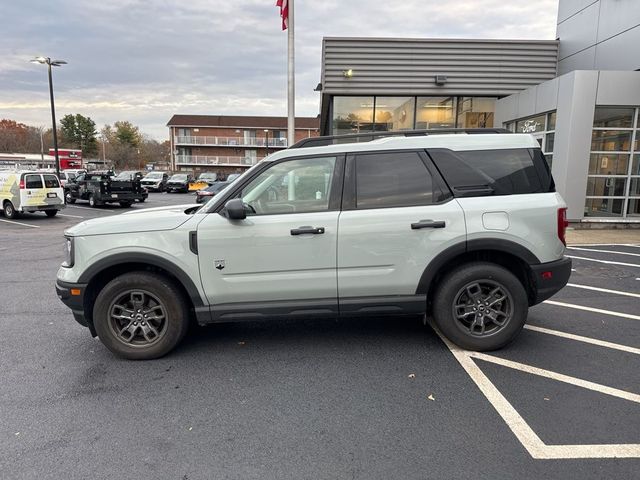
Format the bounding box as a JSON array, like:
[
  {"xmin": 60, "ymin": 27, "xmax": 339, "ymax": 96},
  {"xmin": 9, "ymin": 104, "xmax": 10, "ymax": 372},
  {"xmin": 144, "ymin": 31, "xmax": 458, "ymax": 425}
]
[
  {"xmin": 337, "ymin": 151, "xmax": 466, "ymax": 313},
  {"xmin": 196, "ymin": 155, "xmax": 343, "ymax": 319}
]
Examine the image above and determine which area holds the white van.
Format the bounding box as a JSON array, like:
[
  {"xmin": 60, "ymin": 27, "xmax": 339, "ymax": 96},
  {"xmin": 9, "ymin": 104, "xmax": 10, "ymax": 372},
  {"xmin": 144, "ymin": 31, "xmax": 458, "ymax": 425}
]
[{"xmin": 0, "ymin": 170, "xmax": 65, "ymax": 218}]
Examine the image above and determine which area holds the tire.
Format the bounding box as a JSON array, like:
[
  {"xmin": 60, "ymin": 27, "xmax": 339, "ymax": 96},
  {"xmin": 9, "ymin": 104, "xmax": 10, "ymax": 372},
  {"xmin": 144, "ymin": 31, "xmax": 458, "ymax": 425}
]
[
  {"xmin": 119, "ymin": 201, "xmax": 133, "ymax": 208},
  {"xmin": 138, "ymin": 197, "xmax": 146, "ymax": 203},
  {"xmin": 432, "ymin": 262, "xmax": 528, "ymax": 351},
  {"xmin": 45, "ymin": 210, "xmax": 58, "ymax": 217},
  {"xmin": 93, "ymin": 272, "xmax": 190, "ymax": 360},
  {"xmin": 65, "ymin": 191, "xmax": 76, "ymax": 204},
  {"xmin": 3, "ymin": 201, "xmax": 17, "ymax": 219},
  {"xmin": 88, "ymin": 194, "xmax": 102, "ymax": 207}
]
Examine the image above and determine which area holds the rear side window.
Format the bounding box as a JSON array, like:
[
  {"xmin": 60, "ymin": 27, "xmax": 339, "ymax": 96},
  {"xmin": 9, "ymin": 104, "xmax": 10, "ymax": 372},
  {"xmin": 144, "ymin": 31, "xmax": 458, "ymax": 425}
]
[
  {"xmin": 355, "ymin": 152, "xmax": 437, "ymax": 209},
  {"xmin": 43, "ymin": 174, "xmax": 60, "ymax": 188},
  {"xmin": 24, "ymin": 174, "xmax": 43, "ymax": 189},
  {"xmin": 428, "ymin": 148, "xmax": 554, "ymax": 196}
]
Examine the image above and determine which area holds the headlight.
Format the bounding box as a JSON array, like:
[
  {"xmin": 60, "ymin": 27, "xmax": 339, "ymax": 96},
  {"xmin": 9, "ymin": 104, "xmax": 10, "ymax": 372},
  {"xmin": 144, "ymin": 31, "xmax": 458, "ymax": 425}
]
[{"xmin": 62, "ymin": 236, "xmax": 74, "ymax": 267}]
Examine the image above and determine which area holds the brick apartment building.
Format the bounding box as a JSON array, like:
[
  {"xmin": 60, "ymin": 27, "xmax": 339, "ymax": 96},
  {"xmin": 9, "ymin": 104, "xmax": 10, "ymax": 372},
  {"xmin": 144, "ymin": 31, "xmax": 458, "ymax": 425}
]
[{"xmin": 167, "ymin": 115, "xmax": 320, "ymax": 176}]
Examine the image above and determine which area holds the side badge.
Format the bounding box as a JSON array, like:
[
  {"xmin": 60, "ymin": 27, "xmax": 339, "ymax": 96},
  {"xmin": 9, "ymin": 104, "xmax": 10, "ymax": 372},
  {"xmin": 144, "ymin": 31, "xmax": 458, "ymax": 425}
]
[{"xmin": 214, "ymin": 260, "xmax": 225, "ymax": 271}]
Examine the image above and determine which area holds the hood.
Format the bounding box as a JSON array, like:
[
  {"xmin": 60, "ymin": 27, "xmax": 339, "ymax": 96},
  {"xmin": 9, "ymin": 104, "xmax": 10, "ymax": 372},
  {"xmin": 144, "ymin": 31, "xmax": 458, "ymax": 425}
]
[{"xmin": 65, "ymin": 204, "xmax": 200, "ymax": 237}]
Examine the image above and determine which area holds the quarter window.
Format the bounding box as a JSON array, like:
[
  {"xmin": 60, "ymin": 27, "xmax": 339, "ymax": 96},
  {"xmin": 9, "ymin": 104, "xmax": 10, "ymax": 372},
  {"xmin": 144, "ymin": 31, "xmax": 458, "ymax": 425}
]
[
  {"xmin": 355, "ymin": 152, "xmax": 436, "ymax": 209},
  {"xmin": 24, "ymin": 174, "xmax": 43, "ymax": 189},
  {"xmin": 240, "ymin": 156, "xmax": 336, "ymax": 215}
]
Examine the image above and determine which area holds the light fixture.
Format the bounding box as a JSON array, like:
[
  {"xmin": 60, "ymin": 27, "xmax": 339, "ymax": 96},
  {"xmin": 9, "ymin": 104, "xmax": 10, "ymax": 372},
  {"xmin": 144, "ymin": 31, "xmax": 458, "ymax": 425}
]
[{"xmin": 343, "ymin": 69, "xmax": 353, "ymax": 78}]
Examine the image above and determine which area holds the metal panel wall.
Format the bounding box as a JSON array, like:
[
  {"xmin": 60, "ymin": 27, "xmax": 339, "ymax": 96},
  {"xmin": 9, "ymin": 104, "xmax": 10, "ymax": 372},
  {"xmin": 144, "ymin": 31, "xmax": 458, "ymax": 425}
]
[{"xmin": 321, "ymin": 38, "xmax": 559, "ymax": 97}]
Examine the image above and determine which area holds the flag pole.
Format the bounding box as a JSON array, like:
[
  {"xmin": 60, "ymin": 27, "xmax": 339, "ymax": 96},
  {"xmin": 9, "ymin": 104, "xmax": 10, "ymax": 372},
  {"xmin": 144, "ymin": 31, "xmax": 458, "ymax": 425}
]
[{"xmin": 287, "ymin": 0, "xmax": 295, "ymax": 147}]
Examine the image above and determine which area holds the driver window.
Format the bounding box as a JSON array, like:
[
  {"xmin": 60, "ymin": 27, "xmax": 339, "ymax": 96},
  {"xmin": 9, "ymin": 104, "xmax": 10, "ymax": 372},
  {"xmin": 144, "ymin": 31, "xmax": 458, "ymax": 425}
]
[{"xmin": 240, "ymin": 156, "xmax": 336, "ymax": 215}]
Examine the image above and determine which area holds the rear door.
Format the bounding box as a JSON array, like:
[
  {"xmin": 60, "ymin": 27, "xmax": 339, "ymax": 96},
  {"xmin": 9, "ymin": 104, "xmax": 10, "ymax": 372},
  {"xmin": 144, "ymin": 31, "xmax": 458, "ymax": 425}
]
[
  {"xmin": 42, "ymin": 174, "xmax": 64, "ymax": 207},
  {"xmin": 337, "ymin": 150, "xmax": 466, "ymax": 313},
  {"xmin": 19, "ymin": 174, "xmax": 45, "ymax": 210}
]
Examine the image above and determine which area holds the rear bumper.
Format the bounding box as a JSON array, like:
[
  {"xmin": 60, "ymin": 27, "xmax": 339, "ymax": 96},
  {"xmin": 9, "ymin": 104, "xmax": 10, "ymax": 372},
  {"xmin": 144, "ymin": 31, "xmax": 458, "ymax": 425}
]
[
  {"xmin": 530, "ymin": 256, "xmax": 572, "ymax": 305},
  {"xmin": 55, "ymin": 279, "xmax": 95, "ymax": 335},
  {"xmin": 22, "ymin": 204, "xmax": 65, "ymax": 212},
  {"xmin": 102, "ymin": 193, "xmax": 144, "ymax": 202}
]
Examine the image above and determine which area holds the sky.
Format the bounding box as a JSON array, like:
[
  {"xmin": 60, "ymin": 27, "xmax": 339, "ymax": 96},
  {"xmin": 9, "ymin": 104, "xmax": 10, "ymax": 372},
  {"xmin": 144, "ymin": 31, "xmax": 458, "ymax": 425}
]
[{"xmin": 1, "ymin": 0, "xmax": 559, "ymax": 140}]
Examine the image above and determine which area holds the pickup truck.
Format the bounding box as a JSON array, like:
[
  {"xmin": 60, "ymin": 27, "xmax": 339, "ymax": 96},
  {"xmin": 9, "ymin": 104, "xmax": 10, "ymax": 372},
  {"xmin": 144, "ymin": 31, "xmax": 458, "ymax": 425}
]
[{"xmin": 65, "ymin": 171, "xmax": 147, "ymax": 207}]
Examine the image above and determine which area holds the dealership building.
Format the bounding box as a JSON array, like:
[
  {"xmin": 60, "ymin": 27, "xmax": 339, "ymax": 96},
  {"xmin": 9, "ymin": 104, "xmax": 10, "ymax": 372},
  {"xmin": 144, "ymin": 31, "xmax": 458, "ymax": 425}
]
[{"xmin": 317, "ymin": 0, "xmax": 640, "ymax": 223}]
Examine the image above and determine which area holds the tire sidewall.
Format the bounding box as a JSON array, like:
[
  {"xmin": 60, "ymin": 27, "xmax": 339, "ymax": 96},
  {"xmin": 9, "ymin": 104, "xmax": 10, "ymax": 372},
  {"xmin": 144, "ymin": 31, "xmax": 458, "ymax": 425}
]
[
  {"xmin": 432, "ymin": 263, "xmax": 528, "ymax": 351},
  {"xmin": 93, "ymin": 272, "xmax": 189, "ymax": 360},
  {"xmin": 89, "ymin": 195, "xmax": 96, "ymax": 207},
  {"xmin": 4, "ymin": 202, "xmax": 16, "ymax": 219}
]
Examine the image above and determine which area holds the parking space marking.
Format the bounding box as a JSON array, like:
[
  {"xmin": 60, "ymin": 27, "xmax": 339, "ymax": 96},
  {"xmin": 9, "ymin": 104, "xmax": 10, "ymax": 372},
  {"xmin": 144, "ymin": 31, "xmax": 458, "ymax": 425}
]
[
  {"xmin": 524, "ymin": 325, "xmax": 640, "ymax": 355},
  {"xmin": 57, "ymin": 213, "xmax": 84, "ymax": 219},
  {"xmin": 435, "ymin": 329, "xmax": 640, "ymax": 459},
  {"xmin": 544, "ymin": 300, "xmax": 640, "ymax": 321},
  {"xmin": 568, "ymin": 246, "xmax": 640, "ymax": 258},
  {"xmin": 67, "ymin": 205, "xmax": 115, "ymax": 213},
  {"xmin": 566, "ymin": 283, "xmax": 640, "ymax": 299},
  {"xmin": 566, "ymin": 255, "xmax": 640, "ymax": 268},
  {"xmin": 0, "ymin": 218, "xmax": 39, "ymax": 228}
]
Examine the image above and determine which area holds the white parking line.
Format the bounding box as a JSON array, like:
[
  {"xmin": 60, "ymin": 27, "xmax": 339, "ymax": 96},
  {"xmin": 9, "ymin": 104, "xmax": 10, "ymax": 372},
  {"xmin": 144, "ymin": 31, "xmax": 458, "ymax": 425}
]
[
  {"xmin": 436, "ymin": 329, "xmax": 640, "ymax": 459},
  {"xmin": 524, "ymin": 325, "xmax": 640, "ymax": 355},
  {"xmin": 57, "ymin": 213, "xmax": 84, "ymax": 219},
  {"xmin": 566, "ymin": 255, "xmax": 640, "ymax": 268},
  {"xmin": 0, "ymin": 218, "xmax": 39, "ymax": 228},
  {"xmin": 67, "ymin": 205, "xmax": 115, "ymax": 213},
  {"xmin": 568, "ymin": 246, "xmax": 640, "ymax": 258},
  {"xmin": 566, "ymin": 283, "xmax": 640, "ymax": 299},
  {"xmin": 544, "ymin": 300, "xmax": 640, "ymax": 321}
]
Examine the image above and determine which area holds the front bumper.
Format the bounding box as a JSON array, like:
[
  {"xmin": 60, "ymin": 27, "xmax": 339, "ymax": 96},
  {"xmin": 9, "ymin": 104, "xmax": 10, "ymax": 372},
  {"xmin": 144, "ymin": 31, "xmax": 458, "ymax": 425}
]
[
  {"xmin": 530, "ymin": 256, "xmax": 572, "ymax": 305},
  {"xmin": 55, "ymin": 279, "xmax": 95, "ymax": 335}
]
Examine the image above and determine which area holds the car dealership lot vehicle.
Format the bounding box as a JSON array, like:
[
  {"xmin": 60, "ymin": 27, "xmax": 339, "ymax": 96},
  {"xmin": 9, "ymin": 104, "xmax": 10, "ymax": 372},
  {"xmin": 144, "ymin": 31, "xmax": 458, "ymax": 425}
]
[
  {"xmin": 166, "ymin": 173, "xmax": 194, "ymax": 193},
  {"xmin": 141, "ymin": 171, "xmax": 168, "ymax": 192},
  {"xmin": 56, "ymin": 130, "xmax": 571, "ymax": 360},
  {"xmin": 65, "ymin": 171, "xmax": 147, "ymax": 207},
  {"xmin": 0, "ymin": 170, "xmax": 64, "ymax": 218},
  {"xmin": 195, "ymin": 181, "xmax": 230, "ymax": 203}
]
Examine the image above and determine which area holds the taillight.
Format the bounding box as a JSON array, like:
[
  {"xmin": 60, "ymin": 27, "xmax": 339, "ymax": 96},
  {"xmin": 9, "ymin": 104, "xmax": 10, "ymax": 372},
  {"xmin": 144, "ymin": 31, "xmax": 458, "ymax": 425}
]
[
  {"xmin": 557, "ymin": 207, "xmax": 568, "ymax": 246},
  {"xmin": 19, "ymin": 179, "xmax": 25, "ymax": 189}
]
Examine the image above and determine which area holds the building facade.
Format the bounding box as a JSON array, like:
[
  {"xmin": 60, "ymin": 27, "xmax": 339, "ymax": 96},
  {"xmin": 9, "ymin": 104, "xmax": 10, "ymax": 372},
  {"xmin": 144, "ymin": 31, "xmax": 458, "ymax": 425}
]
[
  {"xmin": 167, "ymin": 115, "xmax": 319, "ymax": 176},
  {"xmin": 318, "ymin": 38, "xmax": 559, "ymax": 136}
]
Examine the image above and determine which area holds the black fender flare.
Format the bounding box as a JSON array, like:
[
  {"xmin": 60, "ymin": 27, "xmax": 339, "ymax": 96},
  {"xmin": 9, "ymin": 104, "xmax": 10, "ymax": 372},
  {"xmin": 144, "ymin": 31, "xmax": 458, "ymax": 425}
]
[
  {"xmin": 77, "ymin": 252, "xmax": 205, "ymax": 307},
  {"xmin": 415, "ymin": 239, "xmax": 540, "ymax": 295}
]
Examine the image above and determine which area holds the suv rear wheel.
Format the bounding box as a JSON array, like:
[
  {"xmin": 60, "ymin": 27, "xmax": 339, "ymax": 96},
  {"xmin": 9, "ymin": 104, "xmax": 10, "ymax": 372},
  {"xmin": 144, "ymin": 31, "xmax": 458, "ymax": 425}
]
[
  {"xmin": 432, "ymin": 262, "xmax": 527, "ymax": 351},
  {"xmin": 93, "ymin": 272, "xmax": 190, "ymax": 359}
]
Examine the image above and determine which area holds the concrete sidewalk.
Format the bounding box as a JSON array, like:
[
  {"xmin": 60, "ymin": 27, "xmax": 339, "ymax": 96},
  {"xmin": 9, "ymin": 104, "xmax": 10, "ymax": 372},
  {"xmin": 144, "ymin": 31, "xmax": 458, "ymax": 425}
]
[{"xmin": 566, "ymin": 228, "xmax": 640, "ymax": 245}]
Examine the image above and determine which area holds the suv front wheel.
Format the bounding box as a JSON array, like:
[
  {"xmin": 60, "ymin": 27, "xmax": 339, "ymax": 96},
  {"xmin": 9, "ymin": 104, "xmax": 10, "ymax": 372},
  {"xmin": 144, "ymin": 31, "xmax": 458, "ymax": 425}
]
[
  {"xmin": 93, "ymin": 272, "xmax": 190, "ymax": 359},
  {"xmin": 432, "ymin": 262, "xmax": 528, "ymax": 351}
]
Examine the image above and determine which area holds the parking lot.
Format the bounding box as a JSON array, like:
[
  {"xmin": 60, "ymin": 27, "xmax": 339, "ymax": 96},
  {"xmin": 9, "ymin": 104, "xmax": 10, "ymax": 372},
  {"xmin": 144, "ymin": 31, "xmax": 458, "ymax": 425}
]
[{"xmin": 1, "ymin": 192, "xmax": 639, "ymax": 479}]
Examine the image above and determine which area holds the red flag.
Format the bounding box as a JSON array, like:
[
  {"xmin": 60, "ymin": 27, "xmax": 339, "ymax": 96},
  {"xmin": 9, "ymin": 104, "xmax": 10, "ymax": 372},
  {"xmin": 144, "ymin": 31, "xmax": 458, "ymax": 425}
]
[{"xmin": 276, "ymin": 0, "xmax": 288, "ymax": 30}]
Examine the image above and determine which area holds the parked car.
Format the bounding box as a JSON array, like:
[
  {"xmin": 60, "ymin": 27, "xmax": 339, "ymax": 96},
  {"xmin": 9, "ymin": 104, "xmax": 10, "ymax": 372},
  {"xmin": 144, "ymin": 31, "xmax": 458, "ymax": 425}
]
[
  {"xmin": 166, "ymin": 173, "xmax": 193, "ymax": 193},
  {"xmin": 198, "ymin": 172, "xmax": 218, "ymax": 184},
  {"xmin": 0, "ymin": 170, "xmax": 64, "ymax": 218},
  {"xmin": 65, "ymin": 171, "xmax": 146, "ymax": 207},
  {"xmin": 56, "ymin": 130, "xmax": 571, "ymax": 359},
  {"xmin": 114, "ymin": 171, "xmax": 148, "ymax": 202},
  {"xmin": 226, "ymin": 173, "xmax": 241, "ymax": 183},
  {"xmin": 141, "ymin": 171, "xmax": 169, "ymax": 192},
  {"xmin": 195, "ymin": 181, "xmax": 229, "ymax": 203}
]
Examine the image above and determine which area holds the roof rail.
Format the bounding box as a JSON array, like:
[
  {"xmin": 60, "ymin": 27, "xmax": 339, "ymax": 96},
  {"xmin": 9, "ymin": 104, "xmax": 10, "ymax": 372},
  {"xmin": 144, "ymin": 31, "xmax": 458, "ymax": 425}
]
[{"xmin": 290, "ymin": 128, "xmax": 511, "ymax": 149}]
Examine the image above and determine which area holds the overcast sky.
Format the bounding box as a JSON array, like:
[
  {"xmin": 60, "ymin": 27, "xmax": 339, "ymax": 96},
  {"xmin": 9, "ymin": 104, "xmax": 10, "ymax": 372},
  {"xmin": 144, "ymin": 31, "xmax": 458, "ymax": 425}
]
[{"xmin": 1, "ymin": 0, "xmax": 559, "ymax": 140}]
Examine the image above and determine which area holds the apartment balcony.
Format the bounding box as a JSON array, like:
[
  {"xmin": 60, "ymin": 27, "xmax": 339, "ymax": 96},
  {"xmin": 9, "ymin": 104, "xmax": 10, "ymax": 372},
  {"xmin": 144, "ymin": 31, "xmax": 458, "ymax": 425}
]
[
  {"xmin": 174, "ymin": 135, "xmax": 288, "ymax": 148},
  {"xmin": 175, "ymin": 155, "xmax": 261, "ymax": 167}
]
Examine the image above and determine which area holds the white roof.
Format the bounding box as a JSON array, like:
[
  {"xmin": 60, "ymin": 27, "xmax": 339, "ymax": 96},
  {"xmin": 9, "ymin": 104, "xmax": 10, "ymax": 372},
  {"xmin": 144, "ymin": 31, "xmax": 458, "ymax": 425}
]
[{"xmin": 265, "ymin": 133, "xmax": 540, "ymax": 162}]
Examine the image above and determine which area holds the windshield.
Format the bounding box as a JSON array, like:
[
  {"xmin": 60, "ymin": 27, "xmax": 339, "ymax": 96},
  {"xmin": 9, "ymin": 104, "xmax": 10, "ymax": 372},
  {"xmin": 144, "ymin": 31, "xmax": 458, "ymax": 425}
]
[
  {"xmin": 115, "ymin": 171, "xmax": 134, "ymax": 180},
  {"xmin": 199, "ymin": 173, "xmax": 217, "ymax": 179},
  {"xmin": 170, "ymin": 174, "xmax": 188, "ymax": 181},
  {"xmin": 144, "ymin": 172, "xmax": 163, "ymax": 179}
]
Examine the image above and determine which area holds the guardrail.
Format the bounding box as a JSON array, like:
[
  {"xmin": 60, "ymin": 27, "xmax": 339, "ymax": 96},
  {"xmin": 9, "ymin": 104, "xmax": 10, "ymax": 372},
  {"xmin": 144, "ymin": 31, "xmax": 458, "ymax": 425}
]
[
  {"xmin": 175, "ymin": 136, "xmax": 288, "ymax": 148},
  {"xmin": 175, "ymin": 155, "xmax": 261, "ymax": 166}
]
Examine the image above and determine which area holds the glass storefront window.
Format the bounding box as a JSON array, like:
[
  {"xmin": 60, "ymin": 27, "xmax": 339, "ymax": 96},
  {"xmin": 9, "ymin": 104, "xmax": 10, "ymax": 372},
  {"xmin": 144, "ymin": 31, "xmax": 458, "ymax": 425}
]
[
  {"xmin": 373, "ymin": 97, "xmax": 415, "ymax": 131},
  {"xmin": 627, "ymin": 199, "xmax": 640, "ymax": 217},
  {"xmin": 516, "ymin": 114, "xmax": 546, "ymax": 134},
  {"xmin": 584, "ymin": 198, "xmax": 624, "ymax": 217},
  {"xmin": 586, "ymin": 177, "xmax": 627, "ymax": 197},
  {"xmin": 456, "ymin": 97, "xmax": 495, "ymax": 128},
  {"xmin": 593, "ymin": 107, "xmax": 635, "ymax": 128},
  {"xmin": 629, "ymin": 178, "xmax": 640, "ymax": 197},
  {"xmin": 547, "ymin": 112, "xmax": 556, "ymax": 130},
  {"xmin": 332, "ymin": 97, "xmax": 374, "ymax": 135},
  {"xmin": 416, "ymin": 97, "xmax": 455, "ymax": 129},
  {"xmin": 588, "ymin": 153, "xmax": 630, "ymax": 175},
  {"xmin": 632, "ymin": 155, "xmax": 640, "ymax": 175},
  {"xmin": 591, "ymin": 130, "xmax": 632, "ymax": 151},
  {"xmin": 545, "ymin": 133, "xmax": 555, "ymax": 153}
]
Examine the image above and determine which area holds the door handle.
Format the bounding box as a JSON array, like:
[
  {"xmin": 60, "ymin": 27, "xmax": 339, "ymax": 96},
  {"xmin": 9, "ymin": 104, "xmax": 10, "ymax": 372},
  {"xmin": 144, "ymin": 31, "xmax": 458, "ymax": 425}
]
[
  {"xmin": 411, "ymin": 220, "xmax": 446, "ymax": 230},
  {"xmin": 290, "ymin": 226, "xmax": 325, "ymax": 235}
]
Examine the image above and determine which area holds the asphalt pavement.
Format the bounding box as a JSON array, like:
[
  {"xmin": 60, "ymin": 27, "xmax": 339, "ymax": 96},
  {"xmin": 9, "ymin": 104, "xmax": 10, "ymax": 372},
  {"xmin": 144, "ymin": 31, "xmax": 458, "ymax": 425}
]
[{"xmin": 1, "ymin": 193, "xmax": 639, "ymax": 479}]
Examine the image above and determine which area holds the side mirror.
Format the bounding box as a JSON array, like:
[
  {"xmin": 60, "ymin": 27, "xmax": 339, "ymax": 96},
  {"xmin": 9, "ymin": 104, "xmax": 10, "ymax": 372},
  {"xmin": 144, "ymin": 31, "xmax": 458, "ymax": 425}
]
[{"xmin": 224, "ymin": 198, "xmax": 247, "ymax": 220}]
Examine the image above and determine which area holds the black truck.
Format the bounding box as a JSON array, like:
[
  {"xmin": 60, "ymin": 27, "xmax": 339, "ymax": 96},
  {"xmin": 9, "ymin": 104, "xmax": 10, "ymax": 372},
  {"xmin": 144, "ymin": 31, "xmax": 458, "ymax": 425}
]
[{"xmin": 64, "ymin": 171, "xmax": 147, "ymax": 207}]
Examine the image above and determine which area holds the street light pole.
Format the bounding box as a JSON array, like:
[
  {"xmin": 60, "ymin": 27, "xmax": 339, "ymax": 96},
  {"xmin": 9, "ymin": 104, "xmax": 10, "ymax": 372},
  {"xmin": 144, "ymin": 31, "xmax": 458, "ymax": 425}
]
[{"xmin": 31, "ymin": 56, "xmax": 67, "ymax": 177}]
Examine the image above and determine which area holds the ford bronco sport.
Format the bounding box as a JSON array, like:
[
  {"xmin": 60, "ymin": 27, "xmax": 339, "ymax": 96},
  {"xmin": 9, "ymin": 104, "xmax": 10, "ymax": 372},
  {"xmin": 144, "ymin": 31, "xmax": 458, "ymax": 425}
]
[{"xmin": 56, "ymin": 130, "xmax": 571, "ymax": 359}]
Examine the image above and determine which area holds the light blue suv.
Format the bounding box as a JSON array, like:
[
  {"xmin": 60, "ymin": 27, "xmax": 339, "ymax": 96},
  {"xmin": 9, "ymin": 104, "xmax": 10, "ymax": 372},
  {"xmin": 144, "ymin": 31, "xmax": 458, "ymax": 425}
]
[{"xmin": 56, "ymin": 130, "xmax": 571, "ymax": 359}]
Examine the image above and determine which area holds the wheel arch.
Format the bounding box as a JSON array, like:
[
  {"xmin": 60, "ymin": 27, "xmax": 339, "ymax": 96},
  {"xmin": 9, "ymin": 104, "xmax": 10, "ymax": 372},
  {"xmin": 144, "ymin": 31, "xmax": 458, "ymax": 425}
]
[
  {"xmin": 416, "ymin": 239, "xmax": 540, "ymax": 312},
  {"xmin": 78, "ymin": 253, "xmax": 206, "ymax": 325}
]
